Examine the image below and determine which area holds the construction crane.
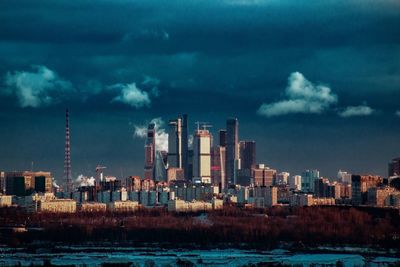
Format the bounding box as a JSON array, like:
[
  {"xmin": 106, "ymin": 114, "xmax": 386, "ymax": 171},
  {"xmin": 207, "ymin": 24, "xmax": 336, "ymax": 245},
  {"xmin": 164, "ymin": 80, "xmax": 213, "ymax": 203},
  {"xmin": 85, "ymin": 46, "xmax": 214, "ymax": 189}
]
[
  {"xmin": 195, "ymin": 121, "xmax": 213, "ymax": 131},
  {"xmin": 95, "ymin": 165, "xmax": 107, "ymax": 182}
]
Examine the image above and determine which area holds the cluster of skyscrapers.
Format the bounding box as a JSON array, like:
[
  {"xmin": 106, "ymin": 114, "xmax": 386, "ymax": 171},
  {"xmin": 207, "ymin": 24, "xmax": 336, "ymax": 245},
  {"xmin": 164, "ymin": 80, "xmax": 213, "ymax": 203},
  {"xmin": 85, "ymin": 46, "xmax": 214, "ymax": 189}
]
[
  {"xmin": 142, "ymin": 115, "xmax": 253, "ymax": 190},
  {"xmin": 1, "ymin": 111, "xmax": 400, "ymax": 212}
]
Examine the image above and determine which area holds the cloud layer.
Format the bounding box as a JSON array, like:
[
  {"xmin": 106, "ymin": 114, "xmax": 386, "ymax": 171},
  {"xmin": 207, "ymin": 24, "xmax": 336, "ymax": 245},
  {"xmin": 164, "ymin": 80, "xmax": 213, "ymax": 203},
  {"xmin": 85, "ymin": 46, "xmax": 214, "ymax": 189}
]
[
  {"xmin": 3, "ymin": 65, "xmax": 162, "ymax": 109},
  {"xmin": 338, "ymin": 104, "xmax": 374, "ymax": 118},
  {"xmin": 134, "ymin": 117, "xmax": 169, "ymax": 151},
  {"xmin": 4, "ymin": 65, "xmax": 72, "ymax": 107},
  {"xmin": 110, "ymin": 83, "xmax": 151, "ymax": 108},
  {"xmin": 258, "ymin": 72, "xmax": 338, "ymax": 117}
]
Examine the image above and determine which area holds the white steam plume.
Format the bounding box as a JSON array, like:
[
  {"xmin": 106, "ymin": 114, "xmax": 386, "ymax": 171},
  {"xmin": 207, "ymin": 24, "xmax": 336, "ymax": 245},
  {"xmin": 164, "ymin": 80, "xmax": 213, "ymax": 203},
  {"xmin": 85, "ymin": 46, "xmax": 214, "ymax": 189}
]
[
  {"xmin": 134, "ymin": 117, "xmax": 168, "ymax": 151},
  {"xmin": 75, "ymin": 174, "xmax": 96, "ymax": 187}
]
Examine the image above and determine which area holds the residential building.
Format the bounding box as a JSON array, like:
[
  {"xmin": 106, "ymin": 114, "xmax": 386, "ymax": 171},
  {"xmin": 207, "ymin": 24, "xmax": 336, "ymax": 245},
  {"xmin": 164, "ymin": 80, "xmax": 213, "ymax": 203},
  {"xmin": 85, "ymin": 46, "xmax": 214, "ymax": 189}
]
[
  {"xmin": 351, "ymin": 174, "xmax": 382, "ymax": 205},
  {"xmin": 251, "ymin": 164, "xmax": 276, "ymax": 187},
  {"xmin": 301, "ymin": 170, "xmax": 320, "ymax": 192}
]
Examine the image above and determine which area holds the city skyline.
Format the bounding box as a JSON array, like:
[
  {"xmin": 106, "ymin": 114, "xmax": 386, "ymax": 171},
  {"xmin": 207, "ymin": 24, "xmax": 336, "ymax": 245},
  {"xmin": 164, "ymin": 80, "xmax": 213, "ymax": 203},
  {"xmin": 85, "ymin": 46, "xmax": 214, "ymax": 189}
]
[
  {"xmin": 0, "ymin": 0, "xmax": 399, "ymax": 182},
  {"xmin": 1, "ymin": 1, "xmax": 400, "ymax": 263},
  {"xmin": 1, "ymin": 109, "xmax": 398, "ymax": 185}
]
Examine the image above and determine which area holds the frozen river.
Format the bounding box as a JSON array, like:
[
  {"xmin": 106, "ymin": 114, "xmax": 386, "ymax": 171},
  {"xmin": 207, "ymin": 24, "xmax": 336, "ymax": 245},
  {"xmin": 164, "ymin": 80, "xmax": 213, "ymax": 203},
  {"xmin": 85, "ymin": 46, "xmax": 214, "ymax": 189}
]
[{"xmin": 0, "ymin": 246, "xmax": 398, "ymax": 266}]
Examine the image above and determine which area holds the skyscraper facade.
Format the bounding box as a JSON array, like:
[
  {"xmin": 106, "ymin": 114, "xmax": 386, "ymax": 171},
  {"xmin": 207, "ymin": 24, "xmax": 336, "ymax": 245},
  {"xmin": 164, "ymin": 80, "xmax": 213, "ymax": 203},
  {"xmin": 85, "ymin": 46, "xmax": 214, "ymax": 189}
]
[
  {"xmin": 168, "ymin": 117, "xmax": 182, "ymax": 168},
  {"xmin": 239, "ymin": 140, "xmax": 256, "ymax": 170},
  {"xmin": 211, "ymin": 145, "xmax": 226, "ymax": 189},
  {"xmin": 181, "ymin": 114, "xmax": 189, "ymax": 180},
  {"xmin": 389, "ymin": 157, "xmax": 400, "ymax": 177},
  {"xmin": 192, "ymin": 129, "xmax": 212, "ymax": 184},
  {"xmin": 155, "ymin": 151, "xmax": 167, "ymax": 182},
  {"xmin": 219, "ymin": 129, "xmax": 226, "ymax": 147},
  {"xmin": 144, "ymin": 123, "xmax": 156, "ymax": 180},
  {"xmin": 226, "ymin": 118, "xmax": 239, "ymax": 186}
]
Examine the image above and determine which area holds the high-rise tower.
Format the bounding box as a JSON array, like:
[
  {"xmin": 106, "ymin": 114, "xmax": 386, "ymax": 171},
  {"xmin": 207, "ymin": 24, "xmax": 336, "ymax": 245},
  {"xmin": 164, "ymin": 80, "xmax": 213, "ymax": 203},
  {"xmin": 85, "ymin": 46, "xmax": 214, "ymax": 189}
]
[
  {"xmin": 226, "ymin": 118, "xmax": 239, "ymax": 186},
  {"xmin": 168, "ymin": 117, "xmax": 183, "ymax": 168},
  {"xmin": 193, "ymin": 128, "xmax": 212, "ymax": 184},
  {"xmin": 239, "ymin": 141, "xmax": 256, "ymax": 170},
  {"xmin": 181, "ymin": 114, "xmax": 189, "ymax": 179},
  {"xmin": 64, "ymin": 109, "xmax": 72, "ymax": 195},
  {"xmin": 144, "ymin": 123, "xmax": 156, "ymax": 180}
]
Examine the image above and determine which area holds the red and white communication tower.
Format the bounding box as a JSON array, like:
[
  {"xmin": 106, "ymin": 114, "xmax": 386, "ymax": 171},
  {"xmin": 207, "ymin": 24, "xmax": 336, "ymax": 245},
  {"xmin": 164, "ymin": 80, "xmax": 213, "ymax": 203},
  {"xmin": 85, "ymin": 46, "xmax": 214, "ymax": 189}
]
[{"xmin": 64, "ymin": 108, "xmax": 73, "ymax": 195}]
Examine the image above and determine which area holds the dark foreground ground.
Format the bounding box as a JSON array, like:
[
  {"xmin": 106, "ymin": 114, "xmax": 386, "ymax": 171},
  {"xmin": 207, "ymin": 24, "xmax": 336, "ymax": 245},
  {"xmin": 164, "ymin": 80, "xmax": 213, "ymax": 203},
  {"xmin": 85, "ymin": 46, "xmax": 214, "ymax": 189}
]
[
  {"xmin": 0, "ymin": 206, "xmax": 399, "ymax": 251},
  {"xmin": 1, "ymin": 245, "xmax": 399, "ymax": 267}
]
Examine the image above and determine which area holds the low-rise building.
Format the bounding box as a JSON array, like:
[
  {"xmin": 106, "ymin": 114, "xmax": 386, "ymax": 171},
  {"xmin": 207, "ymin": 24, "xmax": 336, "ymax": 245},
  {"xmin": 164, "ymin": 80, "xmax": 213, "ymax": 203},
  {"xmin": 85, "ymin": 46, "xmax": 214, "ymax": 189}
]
[
  {"xmin": 39, "ymin": 199, "xmax": 77, "ymax": 213},
  {"xmin": 211, "ymin": 197, "xmax": 223, "ymax": 210},
  {"xmin": 80, "ymin": 202, "xmax": 107, "ymax": 212},
  {"xmin": 108, "ymin": 201, "xmax": 139, "ymax": 212},
  {"xmin": 168, "ymin": 199, "xmax": 189, "ymax": 212},
  {"xmin": 312, "ymin": 197, "xmax": 335, "ymax": 206},
  {"xmin": 167, "ymin": 199, "xmax": 215, "ymax": 212},
  {"xmin": 0, "ymin": 195, "xmax": 12, "ymax": 207},
  {"xmin": 290, "ymin": 193, "xmax": 314, "ymax": 206}
]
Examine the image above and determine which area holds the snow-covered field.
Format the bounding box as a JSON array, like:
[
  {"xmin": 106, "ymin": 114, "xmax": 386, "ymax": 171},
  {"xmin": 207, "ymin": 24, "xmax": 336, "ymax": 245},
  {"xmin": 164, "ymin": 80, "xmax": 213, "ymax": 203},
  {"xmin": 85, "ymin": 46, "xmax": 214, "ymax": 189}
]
[{"xmin": 0, "ymin": 247, "xmax": 398, "ymax": 266}]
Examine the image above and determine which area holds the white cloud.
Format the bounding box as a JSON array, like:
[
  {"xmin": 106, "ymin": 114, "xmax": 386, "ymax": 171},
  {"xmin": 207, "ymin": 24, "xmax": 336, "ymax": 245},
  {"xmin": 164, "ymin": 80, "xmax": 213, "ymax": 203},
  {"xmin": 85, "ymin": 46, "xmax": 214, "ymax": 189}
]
[
  {"xmin": 258, "ymin": 72, "xmax": 338, "ymax": 117},
  {"xmin": 4, "ymin": 65, "xmax": 72, "ymax": 107},
  {"xmin": 338, "ymin": 104, "xmax": 374, "ymax": 118},
  {"xmin": 396, "ymin": 110, "xmax": 400, "ymax": 117},
  {"xmin": 110, "ymin": 83, "xmax": 151, "ymax": 108},
  {"xmin": 134, "ymin": 117, "xmax": 169, "ymax": 151}
]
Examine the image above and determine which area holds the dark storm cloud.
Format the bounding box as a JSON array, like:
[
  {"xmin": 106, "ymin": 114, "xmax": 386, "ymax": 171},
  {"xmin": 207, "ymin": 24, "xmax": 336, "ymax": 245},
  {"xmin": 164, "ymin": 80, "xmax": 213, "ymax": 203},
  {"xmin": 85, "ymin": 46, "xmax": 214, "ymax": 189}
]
[{"xmin": 0, "ymin": 0, "xmax": 399, "ymax": 179}]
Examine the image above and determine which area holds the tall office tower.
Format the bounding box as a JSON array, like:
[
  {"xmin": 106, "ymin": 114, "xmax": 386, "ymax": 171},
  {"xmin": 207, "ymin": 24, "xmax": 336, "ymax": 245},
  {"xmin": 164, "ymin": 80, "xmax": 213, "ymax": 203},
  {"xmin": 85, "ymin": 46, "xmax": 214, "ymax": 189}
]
[
  {"xmin": 187, "ymin": 149, "xmax": 194, "ymax": 180},
  {"xmin": 168, "ymin": 117, "xmax": 183, "ymax": 169},
  {"xmin": 301, "ymin": 169, "xmax": 320, "ymax": 192},
  {"xmin": 239, "ymin": 141, "xmax": 256, "ymax": 170},
  {"xmin": 219, "ymin": 129, "xmax": 227, "ymax": 147},
  {"xmin": 64, "ymin": 109, "xmax": 72, "ymax": 195},
  {"xmin": 155, "ymin": 151, "xmax": 168, "ymax": 182},
  {"xmin": 211, "ymin": 146, "xmax": 226, "ymax": 189},
  {"xmin": 389, "ymin": 157, "xmax": 400, "ymax": 177},
  {"xmin": 226, "ymin": 118, "xmax": 239, "ymax": 185},
  {"xmin": 192, "ymin": 129, "xmax": 212, "ymax": 183},
  {"xmin": 144, "ymin": 123, "xmax": 156, "ymax": 180},
  {"xmin": 181, "ymin": 114, "xmax": 189, "ymax": 179}
]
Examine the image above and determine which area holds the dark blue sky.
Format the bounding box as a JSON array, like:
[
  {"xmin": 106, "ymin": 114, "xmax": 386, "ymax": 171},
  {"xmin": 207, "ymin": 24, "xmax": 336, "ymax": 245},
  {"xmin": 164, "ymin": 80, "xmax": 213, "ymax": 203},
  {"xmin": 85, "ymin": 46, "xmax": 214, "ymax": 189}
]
[{"xmin": 0, "ymin": 0, "xmax": 399, "ymax": 183}]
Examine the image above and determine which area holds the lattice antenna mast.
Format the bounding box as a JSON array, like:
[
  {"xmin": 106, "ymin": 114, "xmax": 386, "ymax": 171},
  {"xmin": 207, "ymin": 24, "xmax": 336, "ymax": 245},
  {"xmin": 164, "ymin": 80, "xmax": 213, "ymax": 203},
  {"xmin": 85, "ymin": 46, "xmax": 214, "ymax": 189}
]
[{"xmin": 64, "ymin": 108, "xmax": 72, "ymax": 195}]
